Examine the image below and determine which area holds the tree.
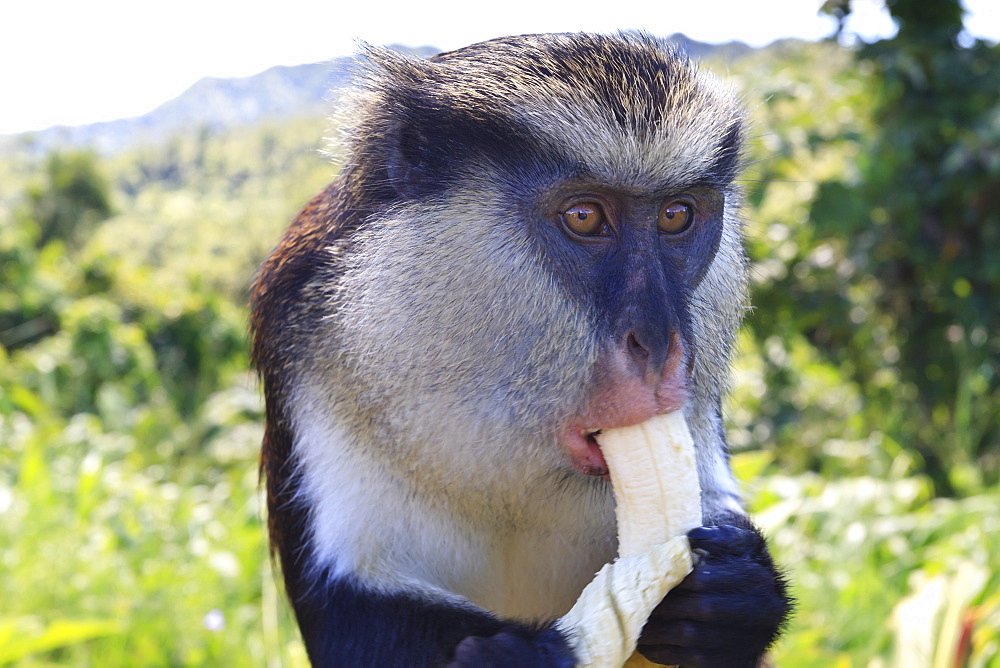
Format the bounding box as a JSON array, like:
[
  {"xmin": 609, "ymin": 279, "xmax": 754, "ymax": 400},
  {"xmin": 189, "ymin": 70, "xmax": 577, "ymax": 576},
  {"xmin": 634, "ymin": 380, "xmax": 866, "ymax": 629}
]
[
  {"xmin": 25, "ymin": 150, "xmax": 113, "ymax": 248},
  {"xmin": 814, "ymin": 0, "xmax": 1000, "ymax": 491}
]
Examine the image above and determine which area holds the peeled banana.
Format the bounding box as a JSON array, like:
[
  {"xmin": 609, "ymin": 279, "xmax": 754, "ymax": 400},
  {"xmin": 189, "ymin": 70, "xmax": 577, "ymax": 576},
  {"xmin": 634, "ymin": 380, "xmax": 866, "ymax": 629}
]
[{"xmin": 557, "ymin": 411, "xmax": 702, "ymax": 667}]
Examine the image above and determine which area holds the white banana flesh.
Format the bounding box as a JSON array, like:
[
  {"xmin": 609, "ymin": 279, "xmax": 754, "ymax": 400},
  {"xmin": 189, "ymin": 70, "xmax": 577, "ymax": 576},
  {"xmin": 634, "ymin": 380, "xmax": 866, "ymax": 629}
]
[{"xmin": 557, "ymin": 411, "xmax": 703, "ymax": 667}]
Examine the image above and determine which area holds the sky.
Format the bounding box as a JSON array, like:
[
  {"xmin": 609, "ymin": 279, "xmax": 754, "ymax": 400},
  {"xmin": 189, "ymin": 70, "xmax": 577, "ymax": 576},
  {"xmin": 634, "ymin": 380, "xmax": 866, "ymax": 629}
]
[{"xmin": 1, "ymin": 0, "xmax": 997, "ymax": 136}]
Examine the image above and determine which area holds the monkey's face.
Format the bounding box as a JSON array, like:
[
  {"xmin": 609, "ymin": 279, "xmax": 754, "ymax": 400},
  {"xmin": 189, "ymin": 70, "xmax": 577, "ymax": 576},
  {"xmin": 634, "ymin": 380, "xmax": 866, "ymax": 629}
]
[
  {"xmin": 527, "ymin": 180, "xmax": 729, "ymax": 477},
  {"xmin": 322, "ymin": 34, "xmax": 747, "ymax": 493}
]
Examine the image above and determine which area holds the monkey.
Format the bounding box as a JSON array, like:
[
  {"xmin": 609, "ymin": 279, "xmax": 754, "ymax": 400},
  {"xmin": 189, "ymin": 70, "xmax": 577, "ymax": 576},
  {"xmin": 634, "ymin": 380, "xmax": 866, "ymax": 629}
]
[{"xmin": 251, "ymin": 32, "xmax": 791, "ymax": 667}]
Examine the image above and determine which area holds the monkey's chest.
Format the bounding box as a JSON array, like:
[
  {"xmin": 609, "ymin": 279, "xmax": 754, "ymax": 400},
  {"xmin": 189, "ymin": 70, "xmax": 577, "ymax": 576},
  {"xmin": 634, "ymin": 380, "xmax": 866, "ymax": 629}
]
[{"xmin": 457, "ymin": 523, "xmax": 616, "ymax": 622}]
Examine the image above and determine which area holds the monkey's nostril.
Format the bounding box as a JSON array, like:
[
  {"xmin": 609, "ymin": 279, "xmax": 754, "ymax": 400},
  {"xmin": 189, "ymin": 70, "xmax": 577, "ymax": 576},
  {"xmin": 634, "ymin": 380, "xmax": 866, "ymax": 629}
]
[
  {"xmin": 626, "ymin": 331, "xmax": 650, "ymax": 374},
  {"xmin": 626, "ymin": 332, "xmax": 647, "ymax": 355}
]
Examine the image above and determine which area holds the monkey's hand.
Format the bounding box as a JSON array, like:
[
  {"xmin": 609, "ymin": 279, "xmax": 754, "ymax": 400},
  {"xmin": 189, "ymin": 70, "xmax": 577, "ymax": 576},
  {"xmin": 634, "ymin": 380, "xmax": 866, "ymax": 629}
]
[
  {"xmin": 636, "ymin": 517, "xmax": 791, "ymax": 668},
  {"xmin": 448, "ymin": 625, "xmax": 576, "ymax": 668}
]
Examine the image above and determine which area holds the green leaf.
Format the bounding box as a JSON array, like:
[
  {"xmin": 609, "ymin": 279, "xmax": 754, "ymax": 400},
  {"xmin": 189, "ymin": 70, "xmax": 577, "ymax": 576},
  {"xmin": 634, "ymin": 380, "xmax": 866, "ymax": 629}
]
[{"xmin": 0, "ymin": 617, "xmax": 123, "ymax": 662}]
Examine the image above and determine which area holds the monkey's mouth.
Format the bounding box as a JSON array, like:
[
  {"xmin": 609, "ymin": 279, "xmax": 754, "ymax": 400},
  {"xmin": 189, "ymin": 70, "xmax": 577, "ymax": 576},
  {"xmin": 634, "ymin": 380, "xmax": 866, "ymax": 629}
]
[
  {"xmin": 561, "ymin": 345, "xmax": 689, "ymax": 478},
  {"xmin": 563, "ymin": 428, "xmax": 609, "ymax": 478}
]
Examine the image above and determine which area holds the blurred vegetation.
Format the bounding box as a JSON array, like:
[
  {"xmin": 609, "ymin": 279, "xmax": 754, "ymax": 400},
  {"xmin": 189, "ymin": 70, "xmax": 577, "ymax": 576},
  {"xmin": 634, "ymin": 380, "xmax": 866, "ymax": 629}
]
[
  {"xmin": 23, "ymin": 151, "xmax": 113, "ymax": 250},
  {"xmin": 796, "ymin": 0, "xmax": 1000, "ymax": 496},
  {"xmin": 0, "ymin": 5, "xmax": 997, "ymax": 665},
  {"xmin": 0, "ymin": 119, "xmax": 330, "ymax": 666}
]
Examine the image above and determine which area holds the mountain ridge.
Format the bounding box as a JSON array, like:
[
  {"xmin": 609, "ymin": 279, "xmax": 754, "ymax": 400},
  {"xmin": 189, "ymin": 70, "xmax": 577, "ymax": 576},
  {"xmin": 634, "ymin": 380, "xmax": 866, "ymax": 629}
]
[{"xmin": 2, "ymin": 35, "xmax": 767, "ymax": 155}]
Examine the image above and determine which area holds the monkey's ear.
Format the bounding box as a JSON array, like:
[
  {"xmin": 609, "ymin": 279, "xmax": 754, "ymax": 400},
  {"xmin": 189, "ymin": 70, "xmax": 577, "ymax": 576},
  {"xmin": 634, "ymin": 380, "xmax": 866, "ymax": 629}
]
[
  {"xmin": 385, "ymin": 121, "xmax": 436, "ymax": 198},
  {"xmin": 359, "ymin": 45, "xmax": 444, "ymax": 198},
  {"xmin": 362, "ymin": 44, "xmax": 451, "ymax": 197}
]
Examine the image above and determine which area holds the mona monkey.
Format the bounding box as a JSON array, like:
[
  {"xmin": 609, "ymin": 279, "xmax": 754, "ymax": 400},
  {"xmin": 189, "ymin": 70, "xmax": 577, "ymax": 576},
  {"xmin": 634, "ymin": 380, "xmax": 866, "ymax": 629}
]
[{"xmin": 251, "ymin": 32, "xmax": 791, "ymax": 667}]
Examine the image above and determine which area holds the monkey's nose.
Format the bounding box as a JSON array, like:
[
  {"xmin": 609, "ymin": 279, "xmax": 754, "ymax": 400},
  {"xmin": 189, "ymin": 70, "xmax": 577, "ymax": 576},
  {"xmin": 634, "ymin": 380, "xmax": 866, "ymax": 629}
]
[{"xmin": 623, "ymin": 329, "xmax": 681, "ymax": 387}]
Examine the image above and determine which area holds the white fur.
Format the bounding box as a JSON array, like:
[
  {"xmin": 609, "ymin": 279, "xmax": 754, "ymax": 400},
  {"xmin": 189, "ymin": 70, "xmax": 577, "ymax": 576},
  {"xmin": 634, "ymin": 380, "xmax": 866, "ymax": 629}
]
[{"xmin": 292, "ymin": 381, "xmax": 618, "ymax": 622}]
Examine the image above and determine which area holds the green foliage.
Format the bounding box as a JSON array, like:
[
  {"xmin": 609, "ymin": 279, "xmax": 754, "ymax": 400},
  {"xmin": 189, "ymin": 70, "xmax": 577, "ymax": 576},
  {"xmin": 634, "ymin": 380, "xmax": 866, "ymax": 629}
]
[
  {"xmin": 23, "ymin": 151, "xmax": 113, "ymax": 248},
  {"xmin": 721, "ymin": 40, "xmax": 889, "ymax": 478},
  {"xmin": 744, "ymin": 465, "xmax": 1000, "ymax": 667},
  {"xmin": 737, "ymin": 0, "xmax": 1000, "ymax": 494},
  {"xmin": 0, "ymin": 139, "xmax": 309, "ymax": 666},
  {"xmin": 0, "ymin": 386, "xmax": 300, "ymax": 666},
  {"xmin": 0, "ymin": 225, "xmax": 64, "ymax": 350},
  {"xmin": 91, "ymin": 117, "xmax": 334, "ymax": 303},
  {"xmin": 805, "ymin": 0, "xmax": 1000, "ymax": 492}
]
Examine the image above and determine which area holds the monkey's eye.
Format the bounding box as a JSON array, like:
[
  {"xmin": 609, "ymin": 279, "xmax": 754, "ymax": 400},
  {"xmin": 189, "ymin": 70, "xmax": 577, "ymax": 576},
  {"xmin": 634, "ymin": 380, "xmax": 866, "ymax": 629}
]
[
  {"xmin": 658, "ymin": 201, "xmax": 694, "ymax": 234},
  {"xmin": 561, "ymin": 202, "xmax": 608, "ymax": 236}
]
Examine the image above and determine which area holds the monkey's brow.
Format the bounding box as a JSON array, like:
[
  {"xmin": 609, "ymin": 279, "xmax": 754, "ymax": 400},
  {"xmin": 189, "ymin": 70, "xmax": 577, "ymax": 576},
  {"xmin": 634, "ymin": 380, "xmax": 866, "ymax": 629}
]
[{"xmin": 554, "ymin": 163, "xmax": 730, "ymax": 198}]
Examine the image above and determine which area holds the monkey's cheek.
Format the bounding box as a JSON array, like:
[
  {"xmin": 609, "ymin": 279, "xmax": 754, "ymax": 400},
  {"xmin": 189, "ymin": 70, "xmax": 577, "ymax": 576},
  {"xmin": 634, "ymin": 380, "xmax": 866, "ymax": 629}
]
[{"xmin": 560, "ymin": 429, "xmax": 610, "ymax": 478}]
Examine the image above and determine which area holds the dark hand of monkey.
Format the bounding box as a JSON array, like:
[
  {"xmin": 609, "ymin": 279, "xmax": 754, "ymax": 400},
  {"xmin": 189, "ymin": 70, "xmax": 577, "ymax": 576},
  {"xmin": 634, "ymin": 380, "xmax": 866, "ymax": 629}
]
[
  {"xmin": 637, "ymin": 518, "xmax": 792, "ymax": 668},
  {"xmin": 448, "ymin": 626, "xmax": 576, "ymax": 668}
]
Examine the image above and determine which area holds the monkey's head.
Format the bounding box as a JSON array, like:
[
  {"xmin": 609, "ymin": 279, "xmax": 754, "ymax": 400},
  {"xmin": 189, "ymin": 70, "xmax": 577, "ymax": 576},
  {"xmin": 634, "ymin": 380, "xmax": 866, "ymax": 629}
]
[{"xmin": 278, "ymin": 32, "xmax": 747, "ymax": 505}]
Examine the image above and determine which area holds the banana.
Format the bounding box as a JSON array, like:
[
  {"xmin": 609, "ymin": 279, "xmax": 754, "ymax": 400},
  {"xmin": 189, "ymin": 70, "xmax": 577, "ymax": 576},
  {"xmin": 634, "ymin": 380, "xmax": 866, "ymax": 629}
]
[{"xmin": 557, "ymin": 411, "xmax": 702, "ymax": 667}]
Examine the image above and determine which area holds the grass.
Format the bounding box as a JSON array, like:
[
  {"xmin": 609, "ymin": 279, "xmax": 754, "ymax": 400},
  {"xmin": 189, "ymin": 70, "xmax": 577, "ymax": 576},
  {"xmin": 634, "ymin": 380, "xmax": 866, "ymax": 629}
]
[{"xmin": 0, "ymin": 381, "xmax": 305, "ymax": 667}]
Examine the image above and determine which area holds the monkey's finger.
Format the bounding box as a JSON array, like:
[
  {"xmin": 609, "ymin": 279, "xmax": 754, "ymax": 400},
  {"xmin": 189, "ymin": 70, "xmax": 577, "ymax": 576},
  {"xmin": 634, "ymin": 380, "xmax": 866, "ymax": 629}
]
[
  {"xmin": 687, "ymin": 524, "xmax": 762, "ymax": 557},
  {"xmin": 648, "ymin": 590, "xmax": 766, "ymax": 623},
  {"xmin": 636, "ymin": 643, "xmax": 708, "ymax": 667}
]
